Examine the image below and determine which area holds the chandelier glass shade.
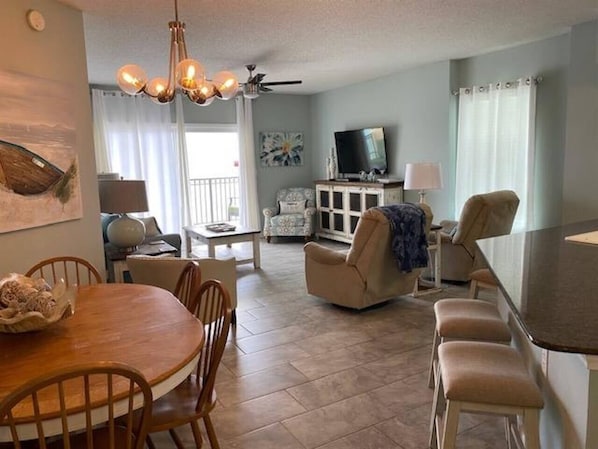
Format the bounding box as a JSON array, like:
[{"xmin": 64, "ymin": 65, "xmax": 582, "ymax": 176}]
[{"xmin": 116, "ymin": 0, "xmax": 239, "ymax": 106}]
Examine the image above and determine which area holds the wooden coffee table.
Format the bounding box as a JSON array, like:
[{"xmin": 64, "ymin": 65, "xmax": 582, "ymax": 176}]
[{"xmin": 184, "ymin": 224, "xmax": 261, "ymax": 269}]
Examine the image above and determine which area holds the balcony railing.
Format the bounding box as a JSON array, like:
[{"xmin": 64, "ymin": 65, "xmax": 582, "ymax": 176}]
[{"xmin": 188, "ymin": 176, "xmax": 239, "ymax": 225}]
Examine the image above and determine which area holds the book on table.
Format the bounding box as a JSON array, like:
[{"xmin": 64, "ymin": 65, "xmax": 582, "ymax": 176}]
[{"xmin": 205, "ymin": 223, "xmax": 236, "ymax": 232}]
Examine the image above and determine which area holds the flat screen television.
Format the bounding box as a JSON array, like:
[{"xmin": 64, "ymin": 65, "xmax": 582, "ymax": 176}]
[{"xmin": 334, "ymin": 127, "xmax": 388, "ymax": 176}]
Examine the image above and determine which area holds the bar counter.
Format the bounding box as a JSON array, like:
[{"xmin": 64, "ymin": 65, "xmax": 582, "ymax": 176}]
[
  {"xmin": 478, "ymin": 218, "xmax": 598, "ymax": 355},
  {"xmin": 478, "ymin": 219, "xmax": 598, "ymax": 449}
]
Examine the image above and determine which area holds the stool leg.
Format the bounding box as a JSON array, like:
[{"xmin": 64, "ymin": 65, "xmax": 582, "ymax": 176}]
[
  {"xmin": 441, "ymin": 400, "xmax": 460, "ymax": 449},
  {"xmin": 429, "ymin": 367, "xmax": 444, "ymax": 449},
  {"xmin": 504, "ymin": 416, "xmax": 514, "ymax": 449},
  {"xmin": 428, "ymin": 330, "xmax": 439, "ymax": 389},
  {"xmin": 522, "ymin": 409, "xmax": 541, "ymax": 449}
]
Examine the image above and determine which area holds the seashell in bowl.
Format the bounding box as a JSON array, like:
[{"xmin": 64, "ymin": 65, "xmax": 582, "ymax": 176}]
[{"xmin": 0, "ymin": 274, "xmax": 76, "ymax": 333}]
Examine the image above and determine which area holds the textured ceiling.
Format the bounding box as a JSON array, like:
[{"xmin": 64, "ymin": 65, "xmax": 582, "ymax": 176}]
[{"xmin": 58, "ymin": 0, "xmax": 598, "ymax": 95}]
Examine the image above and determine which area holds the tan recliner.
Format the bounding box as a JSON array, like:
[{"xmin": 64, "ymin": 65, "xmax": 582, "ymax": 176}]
[
  {"xmin": 436, "ymin": 190, "xmax": 520, "ymax": 282},
  {"xmin": 304, "ymin": 204, "xmax": 432, "ymax": 310},
  {"xmin": 126, "ymin": 255, "xmax": 238, "ymax": 319}
]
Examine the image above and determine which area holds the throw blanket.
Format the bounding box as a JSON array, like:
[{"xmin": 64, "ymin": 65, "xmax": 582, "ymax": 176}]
[{"xmin": 378, "ymin": 203, "xmax": 428, "ymax": 273}]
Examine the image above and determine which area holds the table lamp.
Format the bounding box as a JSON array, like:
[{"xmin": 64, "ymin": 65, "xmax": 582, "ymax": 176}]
[
  {"xmin": 98, "ymin": 180, "xmax": 148, "ymax": 250},
  {"xmin": 404, "ymin": 162, "xmax": 443, "ymax": 204}
]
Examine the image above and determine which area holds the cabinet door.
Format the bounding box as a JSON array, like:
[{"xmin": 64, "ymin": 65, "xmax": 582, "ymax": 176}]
[
  {"xmin": 331, "ymin": 187, "xmax": 346, "ymax": 235},
  {"xmin": 316, "ymin": 185, "xmax": 346, "ymax": 236}
]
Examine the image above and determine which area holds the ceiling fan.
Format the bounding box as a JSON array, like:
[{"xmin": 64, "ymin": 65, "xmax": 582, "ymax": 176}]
[{"xmin": 242, "ymin": 64, "xmax": 302, "ymax": 99}]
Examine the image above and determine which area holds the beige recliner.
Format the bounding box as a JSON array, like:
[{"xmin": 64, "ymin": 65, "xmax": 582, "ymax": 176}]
[
  {"xmin": 435, "ymin": 190, "xmax": 520, "ymax": 282},
  {"xmin": 304, "ymin": 204, "xmax": 432, "ymax": 310},
  {"xmin": 126, "ymin": 255, "xmax": 238, "ymax": 320}
]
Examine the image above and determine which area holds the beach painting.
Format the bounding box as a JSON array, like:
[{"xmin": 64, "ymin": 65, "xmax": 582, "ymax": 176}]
[{"xmin": 0, "ymin": 69, "xmax": 82, "ymax": 233}]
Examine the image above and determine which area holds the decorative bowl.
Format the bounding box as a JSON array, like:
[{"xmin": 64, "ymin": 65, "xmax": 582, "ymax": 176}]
[{"xmin": 0, "ymin": 274, "xmax": 75, "ymax": 333}]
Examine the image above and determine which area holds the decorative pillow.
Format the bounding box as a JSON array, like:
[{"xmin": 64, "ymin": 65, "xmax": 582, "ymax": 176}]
[
  {"xmin": 139, "ymin": 217, "xmax": 162, "ymax": 237},
  {"xmin": 279, "ymin": 200, "xmax": 307, "ymax": 215}
]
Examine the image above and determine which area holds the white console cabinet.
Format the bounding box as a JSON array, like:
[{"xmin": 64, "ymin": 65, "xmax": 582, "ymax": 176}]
[{"xmin": 315, "ymin": 180, "xmax": 404, "ymax": 243}]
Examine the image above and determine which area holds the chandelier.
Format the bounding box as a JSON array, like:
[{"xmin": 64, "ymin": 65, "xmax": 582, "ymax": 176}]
[{"xmin": 116, "ymin": 0, "xmax": 238, "ymax": 106}]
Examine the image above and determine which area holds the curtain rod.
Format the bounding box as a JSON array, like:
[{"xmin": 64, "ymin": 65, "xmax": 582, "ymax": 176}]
[{"xmin": 452, "ymin": 75, "xmax": 542, "ymax": 96}]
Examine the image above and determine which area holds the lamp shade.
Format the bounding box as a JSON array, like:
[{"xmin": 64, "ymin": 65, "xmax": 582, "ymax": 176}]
[
  {"xmin": 98, "ymin": 180, "xmax": 148, "ymax": 214},
  {"xmin": 404, "ymin": 163, "xmax": 443, "ymax": 191}
]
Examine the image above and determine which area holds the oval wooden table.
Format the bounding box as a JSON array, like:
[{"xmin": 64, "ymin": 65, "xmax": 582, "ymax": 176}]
[{"xmin": 0, "ymin": 283, "xmax": 204, "ymax": 441}]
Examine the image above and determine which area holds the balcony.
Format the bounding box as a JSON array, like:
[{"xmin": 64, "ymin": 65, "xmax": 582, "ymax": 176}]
[{"xmin": 189, "ymin": 176, "xmax": 239, "ymax": 225}]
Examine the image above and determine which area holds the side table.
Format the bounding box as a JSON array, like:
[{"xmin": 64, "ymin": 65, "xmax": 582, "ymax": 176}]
[
  {"xmin": 413, "ymin": 224, "xmax": 443, "ymax": 297},
  {"xmin": 105, "ymin": 241, "xmax": 178, "ymax": 283}
]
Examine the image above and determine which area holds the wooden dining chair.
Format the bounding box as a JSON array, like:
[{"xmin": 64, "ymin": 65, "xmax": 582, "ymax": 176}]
[
  {"xmin": 0, "ymin": 361, "xmax": 153, "ymax": 449},
  {"xmin": 145, "ymin": 279, "xmax": 233, "ymax": 449},
  {"xmin": 173, "ymin": 261, "xmax": 202, "ymax": 311},
  {"xmin": 26, "ymin": 256, "xmax": 103, "ymax": 286}
]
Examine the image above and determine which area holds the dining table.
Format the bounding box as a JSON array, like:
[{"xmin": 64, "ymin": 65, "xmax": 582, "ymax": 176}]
[{"xmin": 0, "ymin": 283, "xmax": 205, "ymax": 442}]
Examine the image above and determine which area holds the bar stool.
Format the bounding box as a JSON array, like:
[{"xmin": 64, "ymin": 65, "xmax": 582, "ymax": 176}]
[
  {"xmin": 430, "ymin": 341, "xmax": 544, "ymax": 449},
  {"xmin": 428, "ymin": 298, "xmax": 511, "ymax": 388},
  {"xmin": 468, "ymin": 268, "xmax": 498, "ymax": 298}
]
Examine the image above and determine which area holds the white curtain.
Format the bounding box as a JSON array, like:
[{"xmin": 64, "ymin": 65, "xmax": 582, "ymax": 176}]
[
  {"xmin": 236, "ymin": 96, "xmax": 260, "ymax": 229},
  {"xmin": 91, "ymin": 89, "xmax": 184, "ymax": 234},
  {"xmin": 455, "ymin": 78, "xmax": 537, "ymax": 232}
]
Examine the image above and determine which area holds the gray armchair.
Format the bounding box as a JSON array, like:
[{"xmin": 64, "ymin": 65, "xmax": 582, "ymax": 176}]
[{"xmin": 263, "ymin": 187, "xmax": 316, "ymax": 243}]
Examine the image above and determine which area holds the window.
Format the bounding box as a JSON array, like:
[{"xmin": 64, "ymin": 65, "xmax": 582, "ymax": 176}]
[
  {"xmin": 184, "ymin": 125, "xmax": 240, "ymax": 224},
  {"xmin": 455, "ymin": 79, "xmax": 537, "ymax": 232}
]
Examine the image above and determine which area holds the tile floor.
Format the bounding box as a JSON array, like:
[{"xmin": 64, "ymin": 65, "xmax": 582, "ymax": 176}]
[{"xmin": 152, "ymin": 238, "xmax": 507, "ymax": 449}]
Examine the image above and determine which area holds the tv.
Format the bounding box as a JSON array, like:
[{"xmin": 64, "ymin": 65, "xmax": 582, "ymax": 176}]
[{"xmin": 334, "ymin": 127, "xmax": 388, "ymax": 177}]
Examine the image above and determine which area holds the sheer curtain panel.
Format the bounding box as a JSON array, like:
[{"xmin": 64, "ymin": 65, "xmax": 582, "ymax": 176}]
[
  {"xmin": 92, "ymin": 89, "xmax": 184, "ymax": 234},
  {"xmin": 236, "ymin": 96, "xmax": 260, "ymax": 229},
  {"xmin": 455, "ymin": 78, "xmax": 537, "ymax": 232}
]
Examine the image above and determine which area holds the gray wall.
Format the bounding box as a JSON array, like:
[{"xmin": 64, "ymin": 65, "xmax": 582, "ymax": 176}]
[
  {"xmin": 563, "ymin": 21, "xmax": 598, "ymax": 224},
  {"xmin": 0, "ymin": 0, "xmax": 104, "ymax": 277},
  {"xmin": 310, "ymin": 61, "xmax": 454, "ymax": 222},
  {"xmin": 252, "ymin": 94, "xmax": 314, "ymax": 218},
  {"xmin": 454, "ymin": 33, "xmax": 570, "ymax": 229}
]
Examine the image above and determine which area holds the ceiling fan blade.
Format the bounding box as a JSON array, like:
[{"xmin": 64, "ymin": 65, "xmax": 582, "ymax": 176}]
[
  {"xmin": 260, "ymin": 80, "xmax": 303, "ymax": 86},
  {"xmin": 259, "ymin": 86, "xmax": 273, "ymax": 92}
]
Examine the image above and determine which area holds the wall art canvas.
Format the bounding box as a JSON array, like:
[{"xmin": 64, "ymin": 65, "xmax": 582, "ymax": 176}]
[
  {"xmin": 259, "ymin": 131, "xmax": 304, "ymax": 167},
  {"xmin": 0, "ymin": 69, "xmax": 82, "ymax": 233}
]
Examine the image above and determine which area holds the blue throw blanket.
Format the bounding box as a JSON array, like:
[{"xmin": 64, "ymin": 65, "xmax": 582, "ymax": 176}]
[{"xmin": 378, "ymin": 203, "xmax": 428, "ymax": 273}]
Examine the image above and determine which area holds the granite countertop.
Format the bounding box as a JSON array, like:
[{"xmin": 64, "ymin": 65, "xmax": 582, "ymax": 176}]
[{"xmin": 477, "ymin": 219, "xmax": 598, "ymax": 355}]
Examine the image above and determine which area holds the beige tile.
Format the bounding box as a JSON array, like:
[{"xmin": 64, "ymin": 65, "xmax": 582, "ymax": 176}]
[
  {"xmin": 241, "ymin": 312, "xmax": 314, "ymax": 335},
  {"xmin": 286, "ymin": 366, "xmax": 385, "ymax": 410},
  {"xmin": 217, "ymin": 363, "xmax": 309, "ymax": 406},
  {"xmin": 282, "ymin": 393, "xmax": 395, "ymax": 448},
  {"xmin": 360, "ymin": 346, "xmax": 431, "ymax": 384},
  {"xmin": 294, "ymin": 328, "xmax": 373, "ymax": 355},
  {"xmin": 290, "ymin": 346, "xmax": 379, "ymax": 380},
  {"xmin": 367, "ymin": 376, "xmax": 433, "ymax": 414},
  {"xmin": 210, "ymin": 391, "xmax": 306, "ymax": 440},
  {"xmin": 222, "ymin": 342, "xmax": 311, "ymax": 376},
  {"xmin": 235, "ymin": 323, "xmax": 319, "ymax": 353},
  {"xmin": 221, "ymin": 423, "xmax": 304, "ymax": 449},
  {"xmin": 317, "ymin": 426, "xmax": 401, "ymax": 449}
]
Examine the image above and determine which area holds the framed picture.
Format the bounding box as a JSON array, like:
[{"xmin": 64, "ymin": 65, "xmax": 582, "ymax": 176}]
[
  {"xmin": 0, "ymin": 69, "xmax": 82, "ymax": 233},
  {"xmin": 259, "ymin": 131, "xmax": 304, "ymax": 167}
]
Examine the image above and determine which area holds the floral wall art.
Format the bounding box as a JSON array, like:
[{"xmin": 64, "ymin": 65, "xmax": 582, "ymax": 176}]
[
  {"xmin": 259, "ymin": 131, "xmax": 304, "ymax": 167},
  {"xmin": 0, "ymin": 69, "xmax": 82, "ymax": 233}
]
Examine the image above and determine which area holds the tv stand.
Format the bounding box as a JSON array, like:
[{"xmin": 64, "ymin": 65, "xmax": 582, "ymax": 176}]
[{"xmin": 314, "ymin": 179, "xmax": 404, "ymax": 243}]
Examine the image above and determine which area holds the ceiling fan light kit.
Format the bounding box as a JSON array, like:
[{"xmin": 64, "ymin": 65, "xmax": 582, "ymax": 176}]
[{"xmin": 116, "ymin": 0, "xmax": 238, "ymax": 106}]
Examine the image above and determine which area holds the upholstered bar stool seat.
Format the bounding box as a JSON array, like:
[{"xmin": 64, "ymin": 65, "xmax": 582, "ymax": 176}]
[
  {"xmin": 428, "ymin": 298, "xmax": 511, "ymax": 388},
  {"xmin": 468, "ymin": 268, "xmax": 498, "ymax": 298},
  {"xmin": 430, "ymin": 341, "xmax": 544, "ymax": 449}
]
